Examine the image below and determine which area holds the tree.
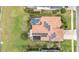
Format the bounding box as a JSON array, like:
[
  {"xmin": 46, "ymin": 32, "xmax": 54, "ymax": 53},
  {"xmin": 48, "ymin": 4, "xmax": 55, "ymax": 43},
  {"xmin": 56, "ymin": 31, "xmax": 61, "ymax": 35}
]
[
  {"xmin": 52, "ymin": 10, "xmax": 58, "ymax": 14},
  {"xmin": 60, "ymin": 8, "xmax": 66, "ymax": 14},
  {"xmin": 61, "ymin": 15, "xmax": 68, "ymax": 29},
  {"xmin": 56, "ymin": 14, "xmax": 67, "ymax": 29}
]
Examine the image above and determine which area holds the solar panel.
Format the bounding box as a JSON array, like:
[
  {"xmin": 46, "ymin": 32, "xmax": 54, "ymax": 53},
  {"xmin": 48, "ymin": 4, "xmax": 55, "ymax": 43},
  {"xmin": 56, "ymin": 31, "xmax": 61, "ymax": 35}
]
[
  {"xmin": 48, "ymin": 25, "xmax": 50, "ymax": 31},
  {"xmin": 33, "ymin": 36, "xmax": 41, "ymax": 41},
  {"xmin": 49, "ymin": 32, "xmax": 56, "ymax": 40},
  {"xmin": 32, "ymin": 33, "xmax": 48, "ymax": 37},
  {"xmin": 44, "ymin": 21, "xmax": 50, "ymax": 31}
]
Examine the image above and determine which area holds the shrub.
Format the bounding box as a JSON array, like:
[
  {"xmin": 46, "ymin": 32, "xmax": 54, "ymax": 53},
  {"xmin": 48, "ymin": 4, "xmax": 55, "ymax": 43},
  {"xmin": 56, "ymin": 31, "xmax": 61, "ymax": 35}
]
[
  {"xmin": 61, "ymin": 15, "xmax": 68, "ymax": 29},
  {"xmin": 21, "ymin": 32, "xmax": 29, "ymax": 40},
  {"xmin": 52, "ymin": 10, "xmax": 57, "ymax": 14},
  {"xmin": 56, "ymin": 14, "xmax": 68, "ymax": 29},
  {"xmin": 60, "ymin": 8, "xmax": 66, "ymax": 14},
  {"xmin": 64, "ymin": 6, "xmax": 68, "ymax": 8},
  {"xmin": 26, "ymin": 42, "xmax": 41, "ymax": 51},
  {"xmin": 26, "ymin": 41, "xmax": 48, "ymax": 51}
]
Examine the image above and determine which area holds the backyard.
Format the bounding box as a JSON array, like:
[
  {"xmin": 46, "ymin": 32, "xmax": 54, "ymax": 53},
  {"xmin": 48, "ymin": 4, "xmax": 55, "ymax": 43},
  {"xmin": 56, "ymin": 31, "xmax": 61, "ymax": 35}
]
[{"xmin": 2, "ymin": 7, "xmax": 30, "ymax": 51}]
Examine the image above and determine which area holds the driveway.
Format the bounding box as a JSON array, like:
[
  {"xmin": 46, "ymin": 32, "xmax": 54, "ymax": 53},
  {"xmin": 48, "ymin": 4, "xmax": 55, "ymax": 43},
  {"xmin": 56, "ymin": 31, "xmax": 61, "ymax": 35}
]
[{"xmin": 64, "ymin": 30, "xmax": 77, "ymax": 40}]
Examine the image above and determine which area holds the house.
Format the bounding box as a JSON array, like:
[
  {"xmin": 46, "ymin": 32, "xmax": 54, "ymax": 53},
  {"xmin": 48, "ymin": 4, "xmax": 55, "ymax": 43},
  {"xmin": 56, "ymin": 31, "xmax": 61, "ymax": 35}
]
[
  {"xmin": 36, "ymin": 6, "xmax": 62, "ymax": 10},
  {"xmin": 25, "ymin": 6, "xmax": 75, "ymax": 12},
  {"xmin": 30, "ymin": 16, "xmax": 64, "ymax": 42},
  {"xmin": 26, "ymin": 6, "xmax": 62, "ymax": 10}
]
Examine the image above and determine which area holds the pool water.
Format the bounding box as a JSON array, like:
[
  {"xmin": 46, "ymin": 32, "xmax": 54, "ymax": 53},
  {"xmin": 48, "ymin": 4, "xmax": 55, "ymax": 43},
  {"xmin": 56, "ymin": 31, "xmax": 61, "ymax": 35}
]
[{"xmin": 31, "ymin": 18, "xmax": 40, "ymax": 25}]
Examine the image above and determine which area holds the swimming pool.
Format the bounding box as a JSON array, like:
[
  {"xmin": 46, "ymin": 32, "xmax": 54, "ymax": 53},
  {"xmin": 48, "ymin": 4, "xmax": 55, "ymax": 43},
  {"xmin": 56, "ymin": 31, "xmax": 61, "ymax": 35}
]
[{"xmin": 31, "ymin": 18, "xmax": 40, "ymax": 25}]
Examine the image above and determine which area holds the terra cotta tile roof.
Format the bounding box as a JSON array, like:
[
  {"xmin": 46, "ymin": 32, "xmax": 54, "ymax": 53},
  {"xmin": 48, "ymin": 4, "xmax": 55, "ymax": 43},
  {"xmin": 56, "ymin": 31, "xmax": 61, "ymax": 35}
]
[{"xmin": 31, "ymin": 16, "xmax": 64, "ymax": 41}]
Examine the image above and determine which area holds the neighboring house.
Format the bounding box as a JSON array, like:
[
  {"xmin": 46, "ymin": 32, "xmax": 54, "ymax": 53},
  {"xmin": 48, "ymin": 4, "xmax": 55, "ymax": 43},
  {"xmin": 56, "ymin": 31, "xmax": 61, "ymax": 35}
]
[
  {"xmin": 25, "ymin": 6, "xmax": 74, "ymax": 11},
  {"xmin": 25, "ymin": 6, "xmax": 63, "ymax": 11},
  {"xmin": 30, "ymin": 16, "xmax": 64, "ymax": 42},
  {"xmin": 36, "ymin": 6, "xmax": 62, "ymax": 10}
]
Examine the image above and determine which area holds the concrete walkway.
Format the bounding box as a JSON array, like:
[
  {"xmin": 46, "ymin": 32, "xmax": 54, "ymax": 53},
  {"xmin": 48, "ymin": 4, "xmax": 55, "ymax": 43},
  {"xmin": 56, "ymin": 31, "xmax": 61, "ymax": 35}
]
[{"xmin": 64, "ymin": 30, "xmax": 77, "ymax": 40}]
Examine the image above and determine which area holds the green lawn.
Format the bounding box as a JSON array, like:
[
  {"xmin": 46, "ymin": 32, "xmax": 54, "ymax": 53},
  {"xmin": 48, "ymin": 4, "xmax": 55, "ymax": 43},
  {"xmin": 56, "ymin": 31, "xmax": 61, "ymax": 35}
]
[
  {"xmin": 61, "ymin": 13, "xmax": 71, "ymax": 30},
  {"xmin": 2, "ymin": 7, "xmax": 30, "ymax": 51},
  {"xmin": 73, "ymin": 11, "xmax": 76, "ymax": 29},
  {"xmin": 74, "ymin": 40, "xmax": 77, "ymax": 52},
  {"xmin": 61, "ymin": 40, "xmax": 77, "ymax": 52}
]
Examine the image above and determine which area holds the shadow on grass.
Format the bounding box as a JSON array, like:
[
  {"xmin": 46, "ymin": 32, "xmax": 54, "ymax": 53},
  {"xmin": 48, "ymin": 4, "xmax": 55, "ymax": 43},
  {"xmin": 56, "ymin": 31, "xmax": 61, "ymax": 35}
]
[{"xmin": 21, "ymin": 31, "xmax": 29, "ymax": 40}]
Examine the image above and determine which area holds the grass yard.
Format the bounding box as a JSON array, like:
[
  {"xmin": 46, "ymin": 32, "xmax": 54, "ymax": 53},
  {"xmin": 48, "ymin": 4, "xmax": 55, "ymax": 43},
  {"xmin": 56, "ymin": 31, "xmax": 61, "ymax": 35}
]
[
  {"xmin": 61, "ymin": 11, "xmax": 71, "ymax": 30},
  {"xmin": 2, "ymin": 7, "xmax": 30, "ymax": 51},
  {"xmin": 74, "ymin": 40, "xmax": 77, "ymax": 52},
  {"xmin": 73, "ymin": 11, "xmax": 76, "ymax": 29},
  {"xmin": 61, "ymin": 40, "xmax": 77, "ymax": 52}
]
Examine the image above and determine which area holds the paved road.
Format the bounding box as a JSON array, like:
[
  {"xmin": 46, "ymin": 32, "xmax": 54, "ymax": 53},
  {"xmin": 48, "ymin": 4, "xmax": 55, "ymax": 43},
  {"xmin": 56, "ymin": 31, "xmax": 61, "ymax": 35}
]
[{"xmin": 64, "ymin": 30, "xmax": 76, "ymax": 40}]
